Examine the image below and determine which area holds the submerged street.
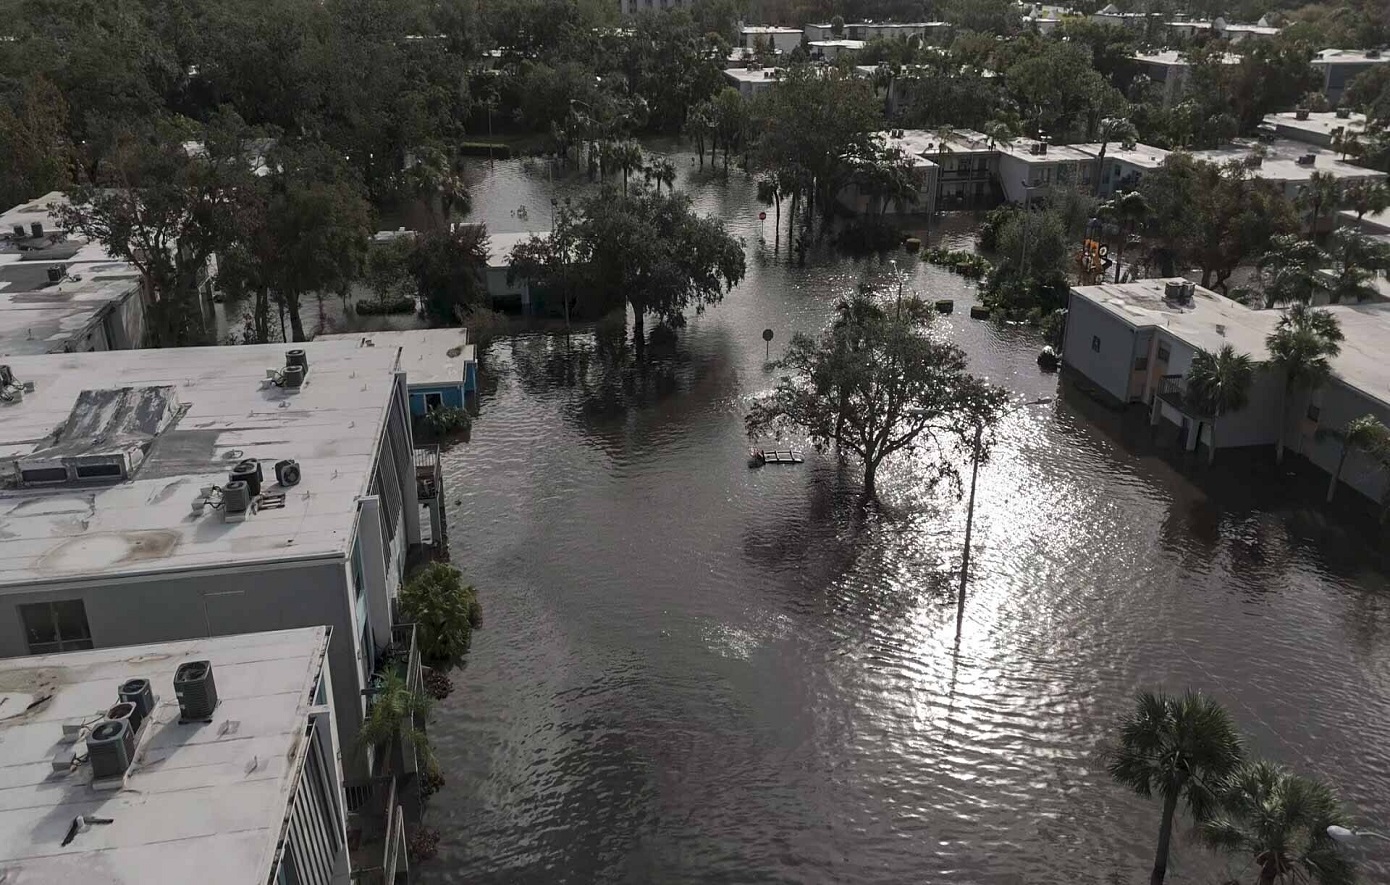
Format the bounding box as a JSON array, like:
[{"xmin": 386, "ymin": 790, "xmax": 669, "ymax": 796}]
[{"xmin": 420, "ymin": 153, "xmax": 1390, "ymax": 884}]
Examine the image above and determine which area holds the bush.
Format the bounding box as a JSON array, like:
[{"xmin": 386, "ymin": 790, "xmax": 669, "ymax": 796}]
[
  {"xmin": 407, "ymin": 826, "xmax": 441, "ymax": 862},
  {"xmin": 834, "ymin": 218, "xmax": 903, "ymax": 255},
  {"xmin": 423, "ymin": 405, "xmax": 472, "ymax": 436},
  {"xmin": 398, "ymin": 563, "xmax": 482, "ymax": 667},
  {"xmin": 356, "ymin": 296, "xmax": 416, "ymax": 315},
  {"xmin": 924, "ymin": 247, "xmax": 991, "ymax": 279},
  {"xmin": 977, "ymin": 204, "xmax": 1021, "ymax": 252}
]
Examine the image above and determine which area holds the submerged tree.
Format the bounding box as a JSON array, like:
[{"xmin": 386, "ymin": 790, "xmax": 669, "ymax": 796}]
[
  {"xmin": 1266, "ymin": 304, "xmax": 1344, "ymax": 464},
  {"xmin": 1323, "ymin": 414, "xmax": 1390, "ymax": 504},
  {"xmin": 1186, "ymin": 345, "xmax": 1256, "ymax": 465},
  {"xmin": 745, "ymin": 294, "xmax": 1007, "ymax": 498},
  {"xmin": 397, "ymin": 562, "xmax": 483, "ymax": 667},
  {"xmin": 1105, "ymin": 690, "xmax": 1245, "ymax": 885},
  {"xmin": 1198, "ymin": 761, "xmax": 1355, "ymax": 885}
]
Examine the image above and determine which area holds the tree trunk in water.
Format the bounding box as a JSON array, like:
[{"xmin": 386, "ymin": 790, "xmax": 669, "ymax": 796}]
[
  {"xmin": 1207, "ymin": 416, "xmax": 1218, "ymax": 465},
  {"xmin": 632, "ymin": 307, "xmax": 646, "ymax": 362},
  {"xmin": 1328, "ymin": 445, "xmax": 1349, "ymax": 502},
  {"xmin": 1150, "ymin": 790, "xmax": 1181, "ymax": 885},
  {"xmin": 255, "ymin": 287, "xmax": 271, "ymax": 343},
  {"xmin": 1276, "ymin": 383, "xmax": 1290, "ymax": 463},
  {"xmin": 286, "ymin": 291, "xmax": 307, "ymax": 343},
  {"xmin": 862, "ymin": 458, "xmax": 876, "ymax": 499}
]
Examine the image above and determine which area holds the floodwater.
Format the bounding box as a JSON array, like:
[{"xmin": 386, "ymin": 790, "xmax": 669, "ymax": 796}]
[{"xmin": 420, "ymin": 152, "xmax": 1390, "ymax": 884}]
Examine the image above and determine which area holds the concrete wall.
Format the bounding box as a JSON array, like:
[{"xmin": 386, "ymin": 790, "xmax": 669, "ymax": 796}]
[
  {"xmin": 1299, "ymin": 379, "xmax": 1390, "ymax": 504},
  {"xmin": 0, "ymin": 560, "xmax": 368, "ymax": 765},
  {"xmin": 1063, "ymin": 292, "xmax": 1138, "ymax": 403}
]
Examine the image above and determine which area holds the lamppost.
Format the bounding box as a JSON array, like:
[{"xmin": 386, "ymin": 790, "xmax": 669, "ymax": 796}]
[
  {"xmin": 1328, "ymin": 826, "xmax": 1390, "ymax": 844},
  {"xmin": 956, "ymin": 396, "xmax": 1053, "ymax": 624},
  {"xmin": 889, "ymin": 258, "xmax": 905, "ymax": 316}
]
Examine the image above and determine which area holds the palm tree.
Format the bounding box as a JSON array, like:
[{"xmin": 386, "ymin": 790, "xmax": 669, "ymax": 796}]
[
  {"xmin": 398, "ymin": 562, "xmax": 482, "ymax": 666},
  {"xmin": 1322, "ymin": 414, "xmax": 1390, "ymax": 503},
  {"xmin": 358, "ymin": 670, "xmax": 435, "ymax": 767},
  {"xmin": 1106, "ymin": 690, "xmax": 1245, "ymax": 885},
  {"xmin": 1099, "ymin": 191, "xmax": 1151, "ymax": 282},
  {"xmin": 757, "ymin": 174, "xmax": 784, "ymax": 231},
  {"xmin": 1092, "ymin": 116, "xmax": 1139, "ymax": 197},
  {"xmin": 611, "ymin": 141, "xmax": 645, "ymax": 196},
  {"xmin": 644, "ymin": 157, "xmax": 677, "ymax": 194},
  {"xmin": 1258, "ymin": 234, "xmax": 1330, "ymax": 308},
  {"xmin": 1340, "ymin": 178, "xmax": 1390, "ymax": 224},
  {"xmin": 1326, "ymin": 227, "xmax": 1390, "ymax": 304},
  {"xmin": 1198, "ymin": 760, "xmax": 1355, "ymax": 885},
  {"xmin": 1265, "ymin": 304, "xmax": 1344, "ymax": 464},
  {"xmin": 1297, "ymin": 170, "xmax": 1341, "ymax": 235},
  {"xmin": 1186, "ymin": 345, "xmax": 1256, "ymax": 465}
]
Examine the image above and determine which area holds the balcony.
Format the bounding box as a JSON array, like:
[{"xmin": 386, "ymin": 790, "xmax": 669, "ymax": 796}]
[
  {"xmin": 413, "ymin": 445, "xmax": 441, "ymax": 501},
  {"xmin": 347, "ymin": 773, "xmax": 409, "ymax": 885},
  {"xmin": 1157, "ymin": 374, "xmax": 1210, "ymax": 417}
]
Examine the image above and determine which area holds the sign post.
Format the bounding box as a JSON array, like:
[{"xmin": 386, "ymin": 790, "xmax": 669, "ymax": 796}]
[{"xmin": 762, "ymin": 328, "xmax": 774, "ymax": 361}]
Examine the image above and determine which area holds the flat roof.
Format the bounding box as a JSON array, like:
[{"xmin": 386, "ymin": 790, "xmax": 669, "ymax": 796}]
[
  {"xmin": 0, "ymin": 627, "xmax": 329, "ymax": 885},
  {"xmin": 1071, "ymin": 142, "xmax": 1172, "ymax": 169},
  {"xmin": 995, "ymin": 140, "xmax": 1094, "ymax": 164},
  {"xmin": 724, "ymin": 66, "xmax": 784, "ymax": 83},
  {"xmin": 1341, "ymin": 206, "xmax": 1390, "ymax": 234},
  {"xmin": 1264, "ymin": 110, "xmax": 1369, "ymax": 140},
  {"xmin": 320, "ymin": 328, "xmax": 474, "ymax": 388},
  {"xmin": 871, "ymin": 131, "xmax": 943, "ymax": 168},
  {"xmin": 808, "ymin": 39, "xmax": 866, "ymax": 48},
  {"xmin": 0, "ymin": 194, "xmax": 144, "ymax": 358},
  {"xmin": 0, "ymin": 340, "xmax": 401, "ymax": 587},
  {"xmin": 1313, "ymin": 49, "xmax": 1390, "ymax": 66},
  {"xmin": 1133, "ymin": 50, "xmax": 1241, "ymax": 67},
  {"xmin": 1072, "ymin": 280, "xmax": 1390, "ymax": 408},
  {"xmin": 486, "ymin": 229, "xmax": 550, "ymax": 267},
  {"xmin": 741, "ymin": 26, "xmax": 801, "ymax": 34},
  {"xmin": 1188, "ymin": 138, "xmax": 1387, "ymax": 185}
]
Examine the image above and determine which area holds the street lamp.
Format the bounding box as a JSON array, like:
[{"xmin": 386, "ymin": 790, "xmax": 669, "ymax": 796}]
[
  {"xmin": 1328, "ymin": 826, "xmax": 1390, "ymax": 844},
  {"xmin": 889, "ymin": 258, "xmax": 905, "ymax": 316},
  {"xmin": 957, "ymin": 396, "xmax": 1053, "ymax": 622}
]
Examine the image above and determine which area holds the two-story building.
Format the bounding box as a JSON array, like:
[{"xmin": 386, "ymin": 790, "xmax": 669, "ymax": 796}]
[
  {"xmin": 723, "ymin": 65, "xmax": 784, "ymax": 98},
  {"xmin": 1063, "ymin": 279, "xmax": 1390, "ymax": 504},
  {"xmin": 0, "ymin": 340, "xmax": 439, "ymax": 779},
  {"xmin": 1263, "ymin": 108, "xmax": 1369, "ymax": 150},
  {"xmin": 740, "ymin": 26, "xmax": 802, "ymax": 54},
  {"xmin": 1131, "ymin": 50, "xmax": 1241, "ymax": 107},
  {"xmin": 995, "ymin": 139, "xmax": 1096, "ymax": 204},
  {"xmin": 0, "ymin": 627, "xmax": 384, "ymax": 885},
  {"xmin": 1312, "ymin": 49, "xmax": 1389, "ymax": 104},
  {"xmin": 836, "ymin": 130, "xmax": 942, "ymax": 217},
  {"xmin": 0, "ymin": 195, "xmax": 148, "ymax": 359}
]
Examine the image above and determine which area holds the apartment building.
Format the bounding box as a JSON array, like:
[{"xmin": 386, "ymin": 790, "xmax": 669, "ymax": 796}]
[{"xmin": 1312, "ymin": 49, "xmax": 1389, "ymax": 103}]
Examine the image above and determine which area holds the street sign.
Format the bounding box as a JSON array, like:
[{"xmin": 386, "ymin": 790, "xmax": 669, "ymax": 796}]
[
  {"xmin": 1097, "ymin": 244, "xmax": 1110, "ymax": 258},
  {"xmin": 762, "ymin": 329, "xmax": 774, "ymax": 342},
  {"xmin": 759, "ymin": 211, "xmax": 767, "ymax": 221},
  {"xmin": 762, "ymin": 328, "xmax": 774, "ymax": 360}
]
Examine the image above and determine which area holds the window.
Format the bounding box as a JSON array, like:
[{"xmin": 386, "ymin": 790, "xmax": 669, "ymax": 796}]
[
  {"xmin": 1157, "ymin": 343, "xmax": 1171, "ymax": 363},
  {"xmin": 19, "ymin": 600, "xmax": 93, "ymax": 654},
  {"xmin": 1091, "ymin": 335, "xmax": 1101, "ymax": 353},
  {"xmin": 1134, "ymin": 356, "xmax": 1149, "ymax": 371},
  {"xmin": 423, "ymin": 392, "xmax": 444, "ymax": 412},
  {"xmin": 1307, "ymin": 404, "xmax": 1321, "ymax": 422}
]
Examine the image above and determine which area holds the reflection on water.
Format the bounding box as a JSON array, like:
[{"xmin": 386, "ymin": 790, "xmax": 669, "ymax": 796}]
[{"xmin": 420, "ymin": 153, "xmax": 1390, "ymax": 885}]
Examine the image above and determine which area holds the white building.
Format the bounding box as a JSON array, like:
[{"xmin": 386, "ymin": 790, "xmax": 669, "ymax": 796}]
[
  {"xmin": 1072, "ymin": 142, "xmax": 1172, "ymax": 197},
  {"xmin": 807, "ymin": 39, "xmax": 866, "ymax": 61},
  {"xmin": 0, "ymin": 627, "xmax": 371, "ymax": 885},
  {"xmin": 1064, "ymin": 279, "xmax": 1390, "ymax": 504},
  {"xmin": 1312, "ymin": 49, "xmax": 1389, "ymax": 103},
  {"xmin": 0, "ymin": 194, "xmax": 148, "ymax": 359},
  {"xmin": 836, "ymin": 130, "xmax": 942, "ymax": 217},
  {"xmin": 1090, "ymin": 4, "xmax": 1162, "ymax": 30},
  {"xmin": 1264, "ymin": 108, "xmax": 1369, "ymax": 149},
  {"xmin": 740, "ymin": 26, "xmax": 802, "ymax": 54},
  {"xmin": 723, "ymin": 65, "xmax": 784, "ymax": 98},
  {"xmin": 619, "ymin": 0, "xmax": 692, "ymax": 14},
  {"xmin": 994, "ymin": 139, "xmax": 1097, "ymax": 203},
  {"xmin": 1188, "ymin": 137, "xmax": 1386, "ymax": 204},
  {"xmin": 1131, "ymin": 50, "xmax": 1241, "ymax": 107},
  {"xmin": 1165, "ymin": 17, "xmax": 1280, "ymax": 44},
  {"xmin": 0, "ymin": 340, "xmax": 434, "ymax": 779}
]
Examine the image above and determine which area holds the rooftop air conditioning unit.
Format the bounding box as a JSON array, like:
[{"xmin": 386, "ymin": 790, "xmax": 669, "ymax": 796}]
[
  {"xmin": 1295, "ymin": 107, "xmax": 1310, "ymax": 121},
  {"xmin": 46, "ymin": 265, "xmax": 65, "ymax": 283},
  {"xmin": 1296, "ymin": 153, "xmax": 1316, "ymax": 165},
  {"xmin": 1181, "ymin": 281, "xmax": 1195, "ymax": 302},
  {"xmin": 30, "ymin": 222, "xmax": 43, "ymax": 238},
  {"xmin": 12, "ymin": 224, "xmax": 25, "ymax": 238},
  {"xmin": 118, "ymin": 678, "xmax": 155, "ymax": 727},
  {"xmin": 1164, "ymin": 280, "xmax": 1184, "ymax": 301},
  {"xmin": 174, "ymin": 660, "xmax": 218, "ymax": 721},
  {"xmin": 222, "ymin": 480, "xmax": 251, "ymax": 523},
  {"xmin": 229, "ymin": 459, "xmax": 263, "ymax": 497},
  {"xmin": 274, "ymin": 458, "xmax": 301, "ymax": 488},
  {"xmin": 1367, "ymin": 49, "xmax": 1382, "ymax": 59},
  {"xmin": 280, "ymin": 364, "xmax": 305, "ymax": 388},
  {"xmin": 1335, "ymin": 107, "xmax": 1351, "ymax": 119},
  {"xmin": 106, "ymin": 701, "xmax": 142, "ymax": 738},
  {"xmin": 87, "ymin": 719, "xmax": 135, "ymax": 780}
]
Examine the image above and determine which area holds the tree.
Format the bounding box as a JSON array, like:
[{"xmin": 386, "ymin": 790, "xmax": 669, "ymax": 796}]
[
  {"xmin": 0, "ymin": 74, "xmax": 74, "ymax": 209},
  {"xmin": 745, "ymin": 295, "xmax": 1008, "ymax": 498},
  {"xmin": 1091, "ymin": 116, "xmax": 1139, "ymax": 196},
  {"xmin": 1266, "ymin": 304, "xmax": 1344, "ymax": 464},
  {"xmin": 1186, "ymin": 345, "xmax": 1257, "ymax": 465},
  {"xmin": 1098, "ymin": 191, "xmax": 1150, "ymax": 283},
  {"xmin": 1341, "ymin": 178, "xmax": 1390, "ymax": 224},
  {"xmin": 405, "ymin": 224, "xmax": 492, "ymax": 326},
  {"xmin": 1004, "ymin": 42, "xmax": 1126, "ymax": 143},
  {"xmin": 1257, "ymin": 234, "xmax": 1330, "ymax": 308},
  {"xmin": 608, "ymin": 140, "xmax": 645, "ymax": 195},
  {"xmin": 1326, "ymin": 227, "xmax": 1390, "ymax": 304},
  {"xmin": 1297, "ymin": 169, "xmax": 1342, "ymax": 235},
  {"xmin": 397, "ymin": 562, "xmax": 483, "ymax": 667},
  {"xmin": 358, "ymin": 670, "xmax": 434, "ymax": 767},
  {"xmin": 57, "ymin": 113, "xmax": 257, "ymax": 347},
  {"xmin": 1323, "ymin": 414, "xmax": 1390, "ymax": 504},
  {"xmin": 1105, "ymin": 690, "xmax": 1245, "ymax": 885},
  {"xmin": 402, "ymin": 145, "xmax": 470, "ymax": 230},
  {"xmin": 1198, "ymin": 761, "xmax": 1355, "ymax": 885},
  {"xmin": 710, "ymin": 87, "xmax": 750, "ymax": 171},
  {"xmin": 644, "ymin": 157, "xmax": 677, "ymax": 194}
]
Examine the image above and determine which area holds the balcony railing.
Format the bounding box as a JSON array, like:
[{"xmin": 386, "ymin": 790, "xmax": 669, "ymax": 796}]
[
  {"xmin": 413, "ymin": 445, "xmax": 441, "ymax": 501},
  {"xmin": 347, "ymin": 773, "xmax": 407, "ymax": 884},
  {"xmin": 1157, "ymin": 374, "xmax": 1211, "ymax": 417},
  {"xmin": 392, "ymin": 623, "xmax": 423, "ymax": 699}
]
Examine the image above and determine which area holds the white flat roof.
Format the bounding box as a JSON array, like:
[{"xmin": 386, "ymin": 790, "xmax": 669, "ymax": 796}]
[
  {"xmin": 1264, "ymin": 110, "xmax": 1369, "ymax": 139},
  {"xmin": 486, "ymin": 229, "xmax": 550, "ymax": 267},
  {"xmin": 320, "ymin": 328, "xmax": 473, "ymax": 388},
  {"xmin": 808, "ymin": 39, "xmax": 866, "ymax": 48},
  {"xmin": 996, "ymin": 140, "xmax": 1094, "ymax": 164},
  {"xmin": 1314, "ymin": 49, "xmax": 1390, "ymax": 66},
  {"xmin": 724, "ymin": 66, "xmax": 783, "ymax": 83},
  {"xmin": 0, "ymin": 340, "xmax": 401, "ymax": 587},
  {"xmin": 0, "ymin": 194, "xmax": 144, "ymax": 359},
  {"xmin": 741, "ymin": 26, "xmax": 801, "ymax": 34},
  {"xmin": 1073, "ymin": 280, "xmax": 1390, "ymax": 407},
  {"xmin": 1133, "ymin": 50, "xmax": 1241, "ymax": 67},
  {"xmin": 0, "ymin": 627, "xmax": 329, "ymax": 885},
  {"xmin": 1188, "ymin": 138, "xmax": 1387, "ymax": 185},
  {"xmin": 871, "ymin": 131, "xmax": 943, "ymax": 168},
  {"xmin": 1071, "ymin": 142, "xmax": 1172, "ymax": 169},
  {"xmin": 1341, "ymin": 206, "xmax": 1390, "ymax": 234}
]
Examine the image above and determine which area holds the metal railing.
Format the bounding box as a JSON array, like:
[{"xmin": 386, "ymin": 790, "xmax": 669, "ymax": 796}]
[
  {"xmin": 347, "ymin": 773, "xmax": 404, "ymax": 884},
  {"xmin": 391, "ymin": 623, "xmax": 423, "ymax": 698},
  {"xmin": 413, "ymin": 445, "xmax": 440, "ymax": 501},
  {"xmin": 1157, "ymin": 374, "xmax": 1210, "ymax": 417}
]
